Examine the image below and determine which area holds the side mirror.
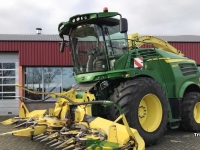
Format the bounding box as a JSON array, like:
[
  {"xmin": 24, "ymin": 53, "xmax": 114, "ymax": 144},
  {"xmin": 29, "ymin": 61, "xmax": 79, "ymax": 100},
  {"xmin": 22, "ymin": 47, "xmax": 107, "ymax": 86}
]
[
  {"xmin": 60, "ymin": 40, "xmax": 65, "ymax": 52},
  {"xmin": 120, "ymin": 18, "xmax": 128, "ymax": 33}
]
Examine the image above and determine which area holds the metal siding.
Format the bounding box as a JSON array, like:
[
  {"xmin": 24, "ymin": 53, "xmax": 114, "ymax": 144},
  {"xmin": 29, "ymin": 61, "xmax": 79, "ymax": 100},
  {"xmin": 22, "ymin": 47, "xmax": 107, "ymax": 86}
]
[
  {"xmin": 0, "ymin": 41, "xmax": 72, "ymax": 66},
  {"xmin": 0, "ymin": 41, "xmax": 200, "ymax": 65},
  {"xmin": 169, "ymin": 42, "xmax": 200, "ymax": 65},
  {"xmin": 0, "ymin": 41, "xmax": 18, "ymax": 51}
]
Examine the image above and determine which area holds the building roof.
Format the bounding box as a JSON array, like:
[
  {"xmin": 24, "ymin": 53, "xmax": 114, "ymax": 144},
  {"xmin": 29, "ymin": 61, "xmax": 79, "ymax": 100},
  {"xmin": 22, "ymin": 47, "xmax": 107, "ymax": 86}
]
[
  {"xmin": 156, "ymin": 35, "xmax": 200, "ymax": 42},
  {"xmin": 0, "ymin": 34, "xmax": 200, "ymax": 42},
  {"xmin": 0, "ymin": 34, "xmax": 68, "ymax": 42}
]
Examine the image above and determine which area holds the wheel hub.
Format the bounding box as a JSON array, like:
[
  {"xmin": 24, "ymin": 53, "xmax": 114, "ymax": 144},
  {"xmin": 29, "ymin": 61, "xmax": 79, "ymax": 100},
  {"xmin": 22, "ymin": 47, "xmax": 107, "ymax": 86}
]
[
  {"xmin": 138, "ymin": 94, "xmax": 162, "ymax": 132},
  {"xmin": 138, "ymin": 100, "xmax": 147, "ymax": 122}
]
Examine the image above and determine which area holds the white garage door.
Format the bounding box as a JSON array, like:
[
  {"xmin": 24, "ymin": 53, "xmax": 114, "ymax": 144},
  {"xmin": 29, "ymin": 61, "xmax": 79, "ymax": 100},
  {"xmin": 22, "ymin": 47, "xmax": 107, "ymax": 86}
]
[{"xmin": 0, "ymin": 52, "xmax": 19, "ymax": 116}]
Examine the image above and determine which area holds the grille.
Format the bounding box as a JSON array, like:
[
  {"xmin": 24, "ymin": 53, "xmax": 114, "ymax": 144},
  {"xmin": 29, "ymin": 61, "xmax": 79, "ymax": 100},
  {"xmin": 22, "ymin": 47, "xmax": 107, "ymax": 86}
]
[
  {"xmin": 179, "ymin": 63, "xmax": 198, "ymax": 76},
  {"xmin": 131, "ymin": 49, "xmax": 158, "ymax": 60}
]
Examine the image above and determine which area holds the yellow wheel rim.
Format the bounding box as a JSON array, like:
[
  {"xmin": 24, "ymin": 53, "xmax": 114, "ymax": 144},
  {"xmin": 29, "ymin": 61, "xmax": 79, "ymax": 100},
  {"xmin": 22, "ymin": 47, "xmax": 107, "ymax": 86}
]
[
  {"xmin": 194, "ymin": 102, "xmax": 200, "ymax": 123},
  {"xmin": 138, "ymin": 94, "xmax": 162, "ymax": 132}
]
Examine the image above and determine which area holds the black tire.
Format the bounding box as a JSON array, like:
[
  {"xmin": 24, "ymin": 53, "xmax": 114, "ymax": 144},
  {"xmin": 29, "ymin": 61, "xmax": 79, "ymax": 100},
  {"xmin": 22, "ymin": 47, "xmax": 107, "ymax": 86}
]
[
  {"xmin": 109, "ymin": 77, "xmax": 168, "ymax": 146},
  {"xmin": 181, "ymin": 92, "xmax": 200, "ymax": 131}
]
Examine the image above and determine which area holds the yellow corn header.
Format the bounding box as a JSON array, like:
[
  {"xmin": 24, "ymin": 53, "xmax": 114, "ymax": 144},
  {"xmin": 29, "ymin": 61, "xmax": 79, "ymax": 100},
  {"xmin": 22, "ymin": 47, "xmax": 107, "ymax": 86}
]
[{"xmin": 0, "ymin": 84, "xmax": 145, "ymax": 150}]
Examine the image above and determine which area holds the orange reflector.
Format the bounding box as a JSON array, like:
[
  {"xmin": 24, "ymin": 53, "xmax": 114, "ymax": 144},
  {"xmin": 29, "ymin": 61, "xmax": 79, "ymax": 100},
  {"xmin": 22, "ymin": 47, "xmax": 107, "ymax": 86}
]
[{"xmin": 103, "ymin": 7, "xmax": 108, "ymax": 12}]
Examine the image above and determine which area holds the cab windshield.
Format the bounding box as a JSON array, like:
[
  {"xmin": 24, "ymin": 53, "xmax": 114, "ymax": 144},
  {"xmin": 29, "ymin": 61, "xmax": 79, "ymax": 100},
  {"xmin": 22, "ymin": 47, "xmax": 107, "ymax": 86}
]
[{"xmin": 70, "ymin": 23, "xmax": 128, "ymax": 74}]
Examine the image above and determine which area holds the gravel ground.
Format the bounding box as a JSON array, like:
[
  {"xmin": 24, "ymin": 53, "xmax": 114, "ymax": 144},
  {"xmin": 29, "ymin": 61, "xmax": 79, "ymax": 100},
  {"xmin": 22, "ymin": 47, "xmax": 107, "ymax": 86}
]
[
  {"xmin": 146, "ymin": 129, "xmax": 200, "ymax": 150},
  {"xmin": 0, "ymin": 116, "xmax": 199, "ymax": 150}
]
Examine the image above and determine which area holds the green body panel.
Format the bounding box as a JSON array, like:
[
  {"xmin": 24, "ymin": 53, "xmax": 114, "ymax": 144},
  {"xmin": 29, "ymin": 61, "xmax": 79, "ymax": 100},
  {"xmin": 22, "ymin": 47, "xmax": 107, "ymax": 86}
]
[
  {"xmin": 114, "ymin": 54, "xmax": 129, "ymax": 70},
  {"xmin": 155, "ymin": 50, "xmax": 200, "ymax": 98},
  {"xmin": 76, "ymin": 69, "xmax": 164, "ymax": 88}
]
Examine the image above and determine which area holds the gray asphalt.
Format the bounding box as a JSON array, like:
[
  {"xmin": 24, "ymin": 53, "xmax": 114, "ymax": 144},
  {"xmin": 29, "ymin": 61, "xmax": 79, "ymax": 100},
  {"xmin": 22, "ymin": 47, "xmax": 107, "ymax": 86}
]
[{"xmin": 0, "ymin": 116, "xmax": 199, "ymax": 150}]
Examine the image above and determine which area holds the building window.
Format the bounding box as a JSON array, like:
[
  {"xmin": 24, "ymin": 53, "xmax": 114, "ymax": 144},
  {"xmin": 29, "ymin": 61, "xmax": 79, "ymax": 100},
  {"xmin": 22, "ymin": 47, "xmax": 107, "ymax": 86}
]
[
  {"xmin": 63, "ymin": 68, "xmax": 76, "ymax": 91},
  {"xmin": 0, "ymin": 63, "xmax": 17, "ymax": 100},
  {"xmin": 24, "ymin": 67, "xmax": 43, "ymax": 100},
  {"xmin": 198, "ymin": 66, "xmax": 200, "ymax": 72},
  {"xmin": 43, "ymin": 67, "xmax": 62, "ymax": 100},
  {"xmin": 25, "ymin": 67, "xmax": 76, "ymax": 100}
]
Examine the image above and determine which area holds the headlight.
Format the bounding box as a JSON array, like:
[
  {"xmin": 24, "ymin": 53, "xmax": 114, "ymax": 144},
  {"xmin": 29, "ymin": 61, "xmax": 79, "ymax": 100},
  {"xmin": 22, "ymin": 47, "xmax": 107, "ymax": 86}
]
[{"xmin": 59, "ymin": 24, "xmax": 64, "ymax": 30}]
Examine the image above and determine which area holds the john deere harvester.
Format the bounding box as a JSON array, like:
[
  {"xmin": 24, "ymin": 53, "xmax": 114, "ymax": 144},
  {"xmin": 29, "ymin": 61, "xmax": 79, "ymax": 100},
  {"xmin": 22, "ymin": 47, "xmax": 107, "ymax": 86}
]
[
  {"xmin": 1, "ymin": 7, "xmax": 200, "ymax": 149},
  {"xmin": 58, "ymin": 7, "xmax": 200, "ymax": 145}
]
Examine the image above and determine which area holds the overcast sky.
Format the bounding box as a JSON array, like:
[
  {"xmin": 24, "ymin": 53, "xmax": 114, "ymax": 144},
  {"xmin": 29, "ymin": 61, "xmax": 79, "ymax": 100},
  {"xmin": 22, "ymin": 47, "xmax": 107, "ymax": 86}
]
[{"xmin": 1, "ymin": 0, "xmax": 200, "ymax": 35}]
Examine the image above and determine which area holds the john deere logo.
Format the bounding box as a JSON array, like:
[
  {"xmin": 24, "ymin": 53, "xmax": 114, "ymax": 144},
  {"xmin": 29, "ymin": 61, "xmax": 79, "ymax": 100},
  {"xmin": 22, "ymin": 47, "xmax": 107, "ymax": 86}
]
[{"xmin": 81, "ymin": 76, "xmax": 85, "ymax": 80}]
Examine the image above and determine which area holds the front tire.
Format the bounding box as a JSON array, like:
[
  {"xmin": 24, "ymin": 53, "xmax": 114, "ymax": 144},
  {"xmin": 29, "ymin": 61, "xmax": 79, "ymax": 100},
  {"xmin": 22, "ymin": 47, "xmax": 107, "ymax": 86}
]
[
  {"xmin": 109, "ymin": 77, "xmax": 168, "ymax": 145},
  {"xmin": 181, "ymin": 92, "xmax": 200, "ymax": 131}
]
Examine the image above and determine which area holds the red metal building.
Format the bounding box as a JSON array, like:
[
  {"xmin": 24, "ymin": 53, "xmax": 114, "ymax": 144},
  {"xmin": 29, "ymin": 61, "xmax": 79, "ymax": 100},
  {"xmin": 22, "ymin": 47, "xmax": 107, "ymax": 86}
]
[
  {"xmin": 0, "ymin": 34, "xmax": 199, "ymax": 116},
  {"xmin": 0, "ymin": 34, "xmax": 74, "ymax": 115}
]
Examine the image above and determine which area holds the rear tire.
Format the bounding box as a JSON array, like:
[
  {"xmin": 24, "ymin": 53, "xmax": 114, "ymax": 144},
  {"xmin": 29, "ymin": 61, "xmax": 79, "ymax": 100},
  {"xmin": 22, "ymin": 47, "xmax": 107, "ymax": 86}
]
[
  {"xmin": 181, "ymin": 92, "xmax": 200, "ymax": 131},
  {"xmin": 109, "ymin": 77, "xmax": 168, "ymax": 146}
]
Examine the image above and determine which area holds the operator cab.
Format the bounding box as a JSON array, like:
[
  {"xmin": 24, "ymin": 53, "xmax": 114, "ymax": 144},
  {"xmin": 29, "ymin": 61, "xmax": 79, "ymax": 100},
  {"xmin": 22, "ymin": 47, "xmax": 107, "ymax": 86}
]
[{"xmin": 70, "ymin": 18, "xmax": 129, "ymax": 75}]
